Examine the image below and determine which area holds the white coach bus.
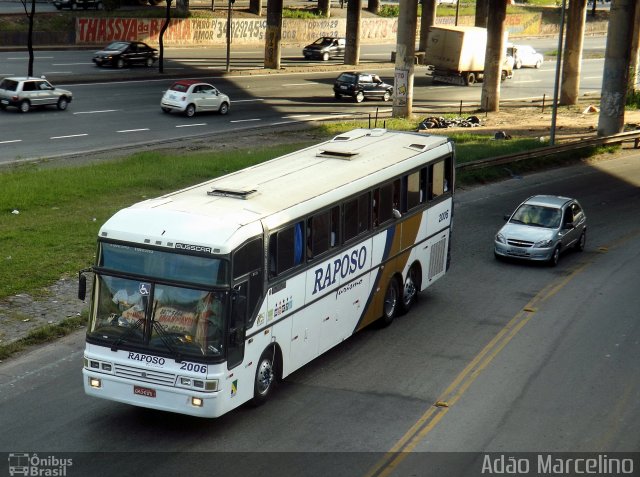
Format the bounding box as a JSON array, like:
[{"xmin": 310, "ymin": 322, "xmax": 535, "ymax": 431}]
[{"xmin": 78, "ymin": 128, "xmax": 455, "ymax": 417}]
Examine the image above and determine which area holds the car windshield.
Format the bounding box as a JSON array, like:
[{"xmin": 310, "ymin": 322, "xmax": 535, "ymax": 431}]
[
  {"xmin": 337, "ymin": 73, "xmax": 356, "ymax": 83},
  {"xmin": 170, "ymin": 83, "xmax": 190, "ymax": 93},
  {"xmin": 105, "ymin": 41, "xmax": 128, "ymax": 51},
  {"xmin": 313, "ymin": 37, "xmax": 333, "ymax": 46},
  {"xmin": 510, "ymin": 204, "xmax": 561, "ymax": 228}
]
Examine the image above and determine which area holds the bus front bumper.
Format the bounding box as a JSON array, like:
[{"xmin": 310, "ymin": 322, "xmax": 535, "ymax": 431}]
[{"xmin": 83, "ymin": 369, "xmax": 224, "ymax": 418}]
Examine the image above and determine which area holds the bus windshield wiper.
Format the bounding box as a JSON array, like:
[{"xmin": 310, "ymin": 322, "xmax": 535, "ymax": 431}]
[
  {"xmin": 111, "ymin": 317, "xmax": 145, "ymax": 351},
  {"xmin": 151, "ymin": 320, "xmax": 183, "ymax": 363}
]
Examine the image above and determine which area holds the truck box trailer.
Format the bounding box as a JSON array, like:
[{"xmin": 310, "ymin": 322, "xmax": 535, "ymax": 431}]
[{"xmin": 424, "ymin": 25, "xmax": 513, "ymax": 86}]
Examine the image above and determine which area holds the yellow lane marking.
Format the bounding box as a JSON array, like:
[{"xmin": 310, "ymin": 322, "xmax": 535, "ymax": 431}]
[
  {"xmin": 366, "ymin": 228, "xmax": 640, "ymax": 477},
  {"xmin": 365, "ymin": 261, "xmax": 592, "ymax": 477}
]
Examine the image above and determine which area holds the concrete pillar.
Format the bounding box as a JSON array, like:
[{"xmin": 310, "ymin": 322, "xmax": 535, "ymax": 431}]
[
  {"xmin": 480, "ymin": 0, "xmax": 507, "ymax": 112},
  {"xmin": 392, "ymin": 0, "xmax": 418, "ymax": 118},
  {"xmin": 559, "ymin": 0, "xmax": 587, "ymax": 105},
  {"xmin": 474, "ymin": 0, "xmax": 488, "ymax": 28},
  {"xmin": 345, "ymin": 0, "xmax": 362, "ymax": 65},
  {"xmin": 318, "ymin": 0, "xmax": 331, "ymax": 17},
  {"xmin": 367, "ymin": 0, "xmax": 380, "ymax": 14},
  {"xmin": 264, "ymin": 0, "xmax": 283, "ymax": 69},
  {"xmin": 598, "ymin": 0, "xmax": 636, "ymax": 136},
  {"xmin": 249, "ymin": 0, "xmax": 262, "ymax": 16},
  {"xmin": 629, "ymin": 0, "xmax": 640, "ymax": 92},
  {"xmin": 419, "ymin": 0, "xmax": 436, "ymax": 53}
]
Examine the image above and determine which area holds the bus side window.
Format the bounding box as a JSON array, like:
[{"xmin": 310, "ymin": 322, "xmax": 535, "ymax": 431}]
[
  {"xmin": 344, "ymin": 192, "xmax": 370, "ymax": 242},
  {"xmin": 406, "ymin": 171, "xmax": 421, "ymax": 210},
  {"xmin": 330, "ymin": 206, "xmax": 339, "ymax": 247},
  {"xmin": 378, "ymin": 183, "xmax": 393, "ymax": 224},
  {"xmin": 308, "ymin": 210, "xmax": 331, "ymax": 259},
  {"xmin": 232, "ymin": 239, "xmax": 264, "ymax": 326},
  {"xmin": 268, "ymin": 221, "xmax": 305, "ymax": 278},
  {"xmin": 429, "ymin": 161, "xmax": 445, "ymax": 200}
]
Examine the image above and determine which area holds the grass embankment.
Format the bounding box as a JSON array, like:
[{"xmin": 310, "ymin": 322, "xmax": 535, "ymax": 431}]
[{"xmin": 0, "ymin": 120, "xmax": 611, "ymax": 356}]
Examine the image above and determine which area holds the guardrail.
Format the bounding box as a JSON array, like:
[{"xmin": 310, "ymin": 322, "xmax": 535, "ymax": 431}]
[{"xmin": 456, "ymin": 128, "xmax": 640, "ymax": 172}]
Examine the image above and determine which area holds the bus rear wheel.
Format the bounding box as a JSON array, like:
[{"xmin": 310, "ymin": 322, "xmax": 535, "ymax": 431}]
[
  {"xmin": 251, "ymin": 348, "xmax": 276, "ymax": 406},
  {"xmin": 379, "ymin": 278, "xmax": 400, "ymax": 327},
  {"xmin": 400, "ymin": 266, "xmax": 420, "ymax": 314}
]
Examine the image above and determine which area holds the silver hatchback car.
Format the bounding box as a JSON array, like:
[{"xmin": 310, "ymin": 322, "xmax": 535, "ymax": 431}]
[
  {"xmin": 0, "ymin": 76, "xmax": 73, "ymax": 113},
  {"xmin": 494, "ymin": 195, "xmax": 587, "ymax": 266}
]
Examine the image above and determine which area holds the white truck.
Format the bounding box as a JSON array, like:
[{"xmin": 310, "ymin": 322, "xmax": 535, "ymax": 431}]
[{"xmin": 424, "ymin": 25, "xmax": 513, "ymax": 86}]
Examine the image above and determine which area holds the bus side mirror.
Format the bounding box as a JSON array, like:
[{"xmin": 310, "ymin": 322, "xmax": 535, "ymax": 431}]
[{"xmin": 78, "ymin": 274, "xmax": 87, "ymax": 301}]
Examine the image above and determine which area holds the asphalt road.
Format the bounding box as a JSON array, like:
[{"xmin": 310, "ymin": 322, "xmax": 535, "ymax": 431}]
[
  {"xmin": 0, "ymin": 149, "xmax": 638, "ymax": 476},
  {"xmin": 0, "ymin": 48, "xmax": 606, "ymax": 163}
]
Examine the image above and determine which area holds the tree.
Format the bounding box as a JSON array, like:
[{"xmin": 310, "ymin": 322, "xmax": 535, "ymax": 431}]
[
  {"xmin": 158, "ymin": 0, "xmax": 174, "ymax": 73},
  {"xmin": 20, "ymin": 0, "xmax": 36, "ymax": 77}
]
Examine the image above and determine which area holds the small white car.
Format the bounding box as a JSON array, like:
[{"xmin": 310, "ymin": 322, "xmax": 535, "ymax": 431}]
[
  {"xmin": 0, "ymin": 76, "xmax": 73, "ymax": 113},
  {"xmin": 161, "ymin": 80, "xmax": 231, "ymax": 118},
  {"xmin": 508, "ymin": 44, "xmax": 544, "ymax": 69}
]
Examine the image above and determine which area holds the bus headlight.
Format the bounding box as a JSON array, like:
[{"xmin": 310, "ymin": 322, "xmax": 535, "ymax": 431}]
[
  {"xmin": 191, "ymin": 397, "xmax": 203, "ymax": 407},
  {"xmin": 89, "ymin": 377, "xmax": 102, "ymax": 388},
  {"xmin": 177, "ymin": 376, "xmax": 218, "ymax": 392}
]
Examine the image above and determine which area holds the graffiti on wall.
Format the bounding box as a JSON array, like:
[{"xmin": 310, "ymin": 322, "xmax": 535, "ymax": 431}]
[{"xmin": 76, "ymin": 14, "xmax": 542, "ymax": 47}]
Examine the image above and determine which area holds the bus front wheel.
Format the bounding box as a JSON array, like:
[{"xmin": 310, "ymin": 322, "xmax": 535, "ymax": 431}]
[
  {"xmin": 251, "ymin": 347, "xmax": 276, "ymax": 406},
  {"xmin": 379, "ymin": 278, "xmax": 400, "ymax": 327}
]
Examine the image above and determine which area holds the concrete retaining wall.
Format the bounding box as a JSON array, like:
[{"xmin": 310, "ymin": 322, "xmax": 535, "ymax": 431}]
[{"xmin": 74, "ymin": 12, "xmax": 607, "ymax": 47}]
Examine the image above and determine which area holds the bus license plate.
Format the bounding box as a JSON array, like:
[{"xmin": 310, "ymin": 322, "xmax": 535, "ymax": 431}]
[{"xmin": 134, "ymin": 385, "xmax": 156, "ymax": 398}]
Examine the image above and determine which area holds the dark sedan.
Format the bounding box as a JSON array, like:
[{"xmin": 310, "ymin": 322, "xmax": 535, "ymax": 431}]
[
  {"xmin": 93, "ymin": 41, "xmax": 158, "ymax": 69},
  {"xmin": 333, "ymin": 72, "xmax": 393, "ymax": 103}
]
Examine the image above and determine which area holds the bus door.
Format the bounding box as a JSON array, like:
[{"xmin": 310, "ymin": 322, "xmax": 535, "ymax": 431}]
[{"xmin": 228, "ymin": 282, "xmax": 247, "ymax": 369}]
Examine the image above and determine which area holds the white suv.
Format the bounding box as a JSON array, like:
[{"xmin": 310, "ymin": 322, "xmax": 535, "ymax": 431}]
[{"xmin": 0, "ymin": 77, "xmax": 73, "ymax": 113}]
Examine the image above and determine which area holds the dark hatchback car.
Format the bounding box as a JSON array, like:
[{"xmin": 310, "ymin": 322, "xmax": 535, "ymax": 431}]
[
  {"xmin": 93, "ymin": 41, "xmax": 158, "ymax": 69},
  {"xmin": 333, "ymin": 72, "xmax": 393, "ymax": 103},
  {"xmin": 303, "ymin": 37, "xmax": 346, "ymax": 61}
]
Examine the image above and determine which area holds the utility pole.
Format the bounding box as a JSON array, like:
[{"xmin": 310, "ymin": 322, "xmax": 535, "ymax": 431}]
[
  {"xmin": 392, "ymin": 0, "xmax": 418, "ymax": 117},
  {"xmin": 597, "ymin": 0, "xmax": 637, "ymax": 136},
  {"xmin": 549, "ymin": 0, "xmax": 566, "ymax": 145}
]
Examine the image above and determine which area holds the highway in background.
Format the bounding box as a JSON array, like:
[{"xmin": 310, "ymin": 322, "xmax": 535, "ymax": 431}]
[{"xmin": 0, "ymin": 37, "xmax": 606, "ymax": 163}]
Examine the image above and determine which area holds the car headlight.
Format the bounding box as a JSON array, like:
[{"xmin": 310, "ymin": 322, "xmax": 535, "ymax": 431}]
[
  {"xmin": 534, "ymin": 239, "xmax": 553, "ymax": 248},
  {"xmin": 496, "ymin": 233, "xmax": 506, "ymax": 244}
]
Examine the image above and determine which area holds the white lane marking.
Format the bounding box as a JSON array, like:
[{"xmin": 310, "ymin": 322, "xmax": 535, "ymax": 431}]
[
  {"xmin": 232, "ymin": 99, "xmax": 265, "ymax": 103},
  {"xmin": 176, "ymin": 123, "xmax": 207, "ymax": 128},
  {"xmin": 282, "ymin": 83, "xmax": 317, "ymax": 87},
  {"xmin": 52, "ymin": 63, "xmax": 93, "ymax": 66},
  {"xmin": 117, "ymin": 128, "xmax": 150, "ymax": 133},
  {"xmin": 73, "ymin": 110, "xmax": 119, "ymax": 114},
  {"xmin": 514, "ymin": 79, "xmax": 543, "ymax": 84},
  {"xmin": 50, "ymin": 134, "xmax": 88, "ymax": 139},
  {"xmin": 41, "ymin": 71, "xmax": 73, "ymax": 75},
  {"xmin": 6, "ymin": 56, "xmax": 54, "ymax": 60},
  {"xmin": 283, "ymin": 114, "xmax": 311, "ymax": 118},
  {"xmin": 230, "ymin": 118, "xmax": 261, "ymax": 123},
  {"xmin": 0, "ymin": 139, "xmax": 22, "ymax": 145}
]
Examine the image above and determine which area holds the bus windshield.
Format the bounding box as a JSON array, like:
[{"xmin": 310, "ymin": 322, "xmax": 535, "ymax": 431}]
[
  {"xmin": 87, "ymin": 243, "xmax": 230, "ymax": 360},
  {"xmin": 89, "ymin": 276, "xmax": 227, "ymax": 359}
]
